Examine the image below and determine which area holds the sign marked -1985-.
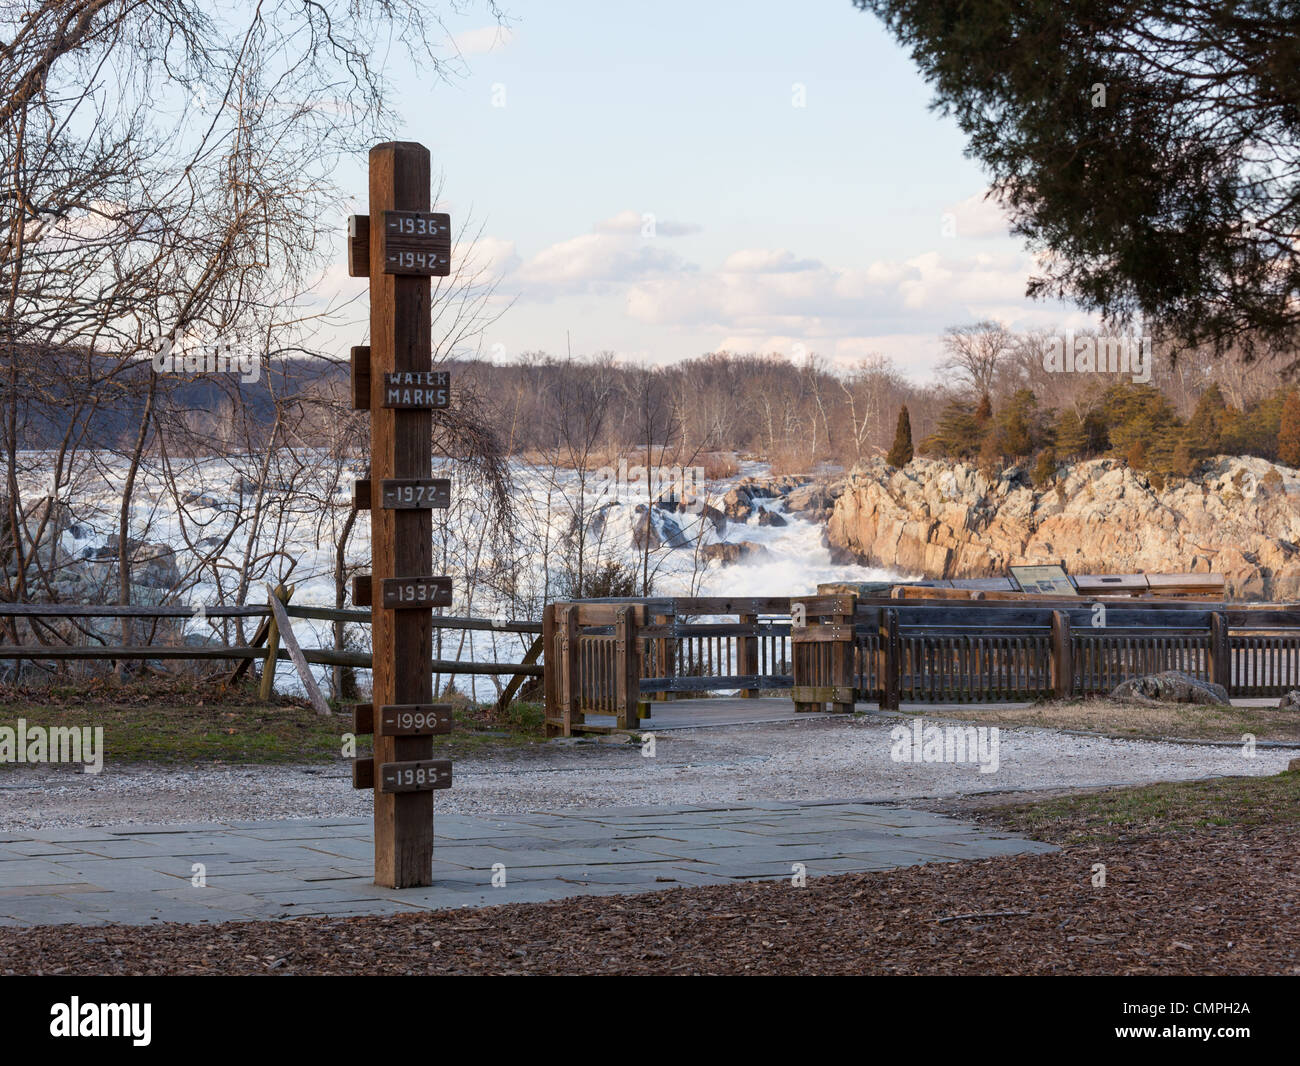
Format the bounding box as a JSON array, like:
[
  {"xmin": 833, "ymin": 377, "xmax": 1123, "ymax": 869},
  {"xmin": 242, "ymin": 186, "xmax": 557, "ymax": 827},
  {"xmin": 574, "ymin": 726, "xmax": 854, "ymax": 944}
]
[{"xmin": 379, "ymin": 759, "xmax": 452, "ymax": 793}]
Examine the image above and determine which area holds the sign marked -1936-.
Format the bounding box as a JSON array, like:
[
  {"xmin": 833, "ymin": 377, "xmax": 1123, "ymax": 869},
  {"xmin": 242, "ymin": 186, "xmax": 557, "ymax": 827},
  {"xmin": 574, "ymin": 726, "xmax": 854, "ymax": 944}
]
[{"xmin": 381, "ymin": 210, "xmax": 451, "ymax": 276}]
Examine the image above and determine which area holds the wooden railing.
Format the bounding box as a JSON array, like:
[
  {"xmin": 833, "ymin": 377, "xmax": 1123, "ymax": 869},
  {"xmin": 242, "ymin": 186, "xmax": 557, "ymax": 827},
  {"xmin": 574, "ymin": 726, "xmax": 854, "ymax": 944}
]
[
  {"xmin": 0, "ymin": 596, "xmax": 542, "ymax": 712},
  {"xmin": 542, "ymin": 597, "xmax": 793, "ymax": 735},
  {"xmin": 792, "ymin": 595, "xmax": 1300, "ymax": 708}
]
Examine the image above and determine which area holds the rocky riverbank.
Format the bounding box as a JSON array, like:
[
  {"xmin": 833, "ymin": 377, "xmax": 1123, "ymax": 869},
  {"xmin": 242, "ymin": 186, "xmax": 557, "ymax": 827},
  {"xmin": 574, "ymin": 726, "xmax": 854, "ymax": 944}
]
[{"xmin": 823, "ymin": 455, "xmax": 1300, "ymax": 600}]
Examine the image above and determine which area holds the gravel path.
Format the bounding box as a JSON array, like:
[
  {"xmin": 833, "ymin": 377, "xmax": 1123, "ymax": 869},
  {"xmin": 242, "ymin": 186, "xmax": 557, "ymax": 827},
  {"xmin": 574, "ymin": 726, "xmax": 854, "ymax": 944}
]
[{"xmin": 3, "ymin": 717, "xmax": 1291, "ymax": 832}]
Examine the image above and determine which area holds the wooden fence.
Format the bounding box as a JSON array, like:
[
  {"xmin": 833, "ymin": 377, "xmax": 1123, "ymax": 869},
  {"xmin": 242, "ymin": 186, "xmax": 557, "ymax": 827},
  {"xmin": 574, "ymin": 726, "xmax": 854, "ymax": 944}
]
[
  {"xmin": 792, "ymin": 595, "xmax": 1300, "ymax": 709},
  {"xmin": 543, "ymin": 597, "xmax": 793, "ymax": 735},
  {"xmin": 542, "ymin": 593, "xmax": 1300, "ymax": 735},
  {"xmin": 0, "ymin": 595, "xmax": 542, "ymax": 713}
]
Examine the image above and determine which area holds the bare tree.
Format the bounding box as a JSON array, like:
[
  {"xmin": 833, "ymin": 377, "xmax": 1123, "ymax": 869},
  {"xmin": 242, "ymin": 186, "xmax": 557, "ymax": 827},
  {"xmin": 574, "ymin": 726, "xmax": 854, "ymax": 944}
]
[{"xmin": 940, "ymin": 320, "xmax": 1012, "ymax": 400}]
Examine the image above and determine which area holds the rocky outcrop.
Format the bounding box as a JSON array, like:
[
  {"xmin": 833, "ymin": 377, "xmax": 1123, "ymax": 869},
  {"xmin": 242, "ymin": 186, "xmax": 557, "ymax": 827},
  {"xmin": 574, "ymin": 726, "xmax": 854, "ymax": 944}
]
[
  {"xmin": 701, "ymin": 541, "xmax": 770, "ymax": 566},
  {"xmin": 827, "ymin": 456, "xmax": 1300, "ymax": 600}
]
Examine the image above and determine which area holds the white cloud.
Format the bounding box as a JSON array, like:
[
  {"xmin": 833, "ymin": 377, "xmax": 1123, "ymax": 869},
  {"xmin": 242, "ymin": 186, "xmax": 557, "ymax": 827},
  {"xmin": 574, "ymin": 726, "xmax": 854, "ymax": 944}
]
[
  {"xmin": 512, "ymin": 232, "xmax": 693, "ymax": 299},
  {"xmin": 450, "ymin": 26, "xmax": 514, "ymax": 56},
  {"xmin": 943, "ymin": 189, "xmax": 1016, "ymax": 240},
  {"xmin": 594, "ymin": 210, "xmax": 701, "ymax": 237},
  {"xmin": 721, "ymin": 248, "xmax": 822, "ymax": 273},
  {"xmin": 454, "ymin": 235, "xmax": 520, "ymax": 277}
]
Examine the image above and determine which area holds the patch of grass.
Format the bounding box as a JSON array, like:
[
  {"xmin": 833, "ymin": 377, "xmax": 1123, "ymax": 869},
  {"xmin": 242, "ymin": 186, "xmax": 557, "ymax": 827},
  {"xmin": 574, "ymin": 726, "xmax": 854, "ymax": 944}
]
[
  {"xmin": 932, "ymin": 697, "xmax": 1300, "ymax": 742},
  {"xmin": 0, "ymin": 700, "xmax": 347, "ymax": 765},
  {"xmin": 0, "ymin": 677, "xmax": 550, "ymax": 765},
  {"xmin": 986, "ymin": 771, "xmax": 1300, "ymax": 847}
]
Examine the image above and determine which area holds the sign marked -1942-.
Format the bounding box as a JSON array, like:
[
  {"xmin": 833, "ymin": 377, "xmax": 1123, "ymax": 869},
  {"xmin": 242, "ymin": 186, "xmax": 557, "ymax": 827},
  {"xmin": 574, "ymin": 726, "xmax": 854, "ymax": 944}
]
[{"xmin": 381, "ymin": 210, "xmax": 451, "ymax": 276}]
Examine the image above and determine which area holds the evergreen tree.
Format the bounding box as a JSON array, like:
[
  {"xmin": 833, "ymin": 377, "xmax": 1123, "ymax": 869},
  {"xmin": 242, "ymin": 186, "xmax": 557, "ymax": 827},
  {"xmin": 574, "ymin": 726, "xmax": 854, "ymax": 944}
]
[
  {"xmin": 974, "ymin": 392, "xmax": 993, "ymax": 425},
  {"xmin": 1032, "ymin": 447, "xmax": 1057, "ymax": 487},
  {"xmin": 919, "ymin": 401, "xmax": 980, "ymax": 459},
  {"xmin": 886, "ymin": 405, "xmax": 914, "ymax": 467},
  {"xmin": 1279, "ymin": 390, "xmax": 1300, "ymax": 467},
  {"xmin": 1186, "ymin": 384, "xmax": 1228, "ymax": 458},
  {"xmin": 1054, "ymin": 408, "xmax": 1087, "ymax": 459},
  {"xmin": 997, "ymin": 388, "xmax": 1038, "ymax": 457},
  {"xmin": 1171, "ymin": 435, "xmax": 1196, "ymax": 477}
]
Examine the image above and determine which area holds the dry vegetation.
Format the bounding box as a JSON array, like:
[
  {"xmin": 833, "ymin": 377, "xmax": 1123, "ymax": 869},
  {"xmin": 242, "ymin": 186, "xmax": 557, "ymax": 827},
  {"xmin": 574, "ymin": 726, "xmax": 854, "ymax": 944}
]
[{"xmin": 913, "ymin": 698, "xmax": 1300, "ymax": 743}]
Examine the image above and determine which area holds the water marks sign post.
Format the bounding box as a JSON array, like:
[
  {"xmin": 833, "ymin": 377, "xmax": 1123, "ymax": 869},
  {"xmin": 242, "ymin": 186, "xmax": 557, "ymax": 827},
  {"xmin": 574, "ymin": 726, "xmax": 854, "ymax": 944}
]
[{"xmin": 346, "ymin": 142, "xmax": 453, "ymax": 889}]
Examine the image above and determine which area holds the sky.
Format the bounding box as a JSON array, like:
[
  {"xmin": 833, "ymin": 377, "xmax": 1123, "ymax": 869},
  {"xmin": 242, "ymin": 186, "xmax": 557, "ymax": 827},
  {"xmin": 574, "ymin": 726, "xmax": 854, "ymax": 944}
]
[{"xmin": 320, "ymin": 0, "xmax": 1099, "ymax": 382}]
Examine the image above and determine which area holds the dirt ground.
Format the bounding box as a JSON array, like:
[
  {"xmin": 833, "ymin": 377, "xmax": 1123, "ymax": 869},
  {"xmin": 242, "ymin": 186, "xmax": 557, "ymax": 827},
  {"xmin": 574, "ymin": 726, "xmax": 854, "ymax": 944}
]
[
  {"xmin": 5, "ymin": 822, "xmax": 1295, "ymax": 975},
  {"xmin": 5, "ymin": 773, "xmax": 1297, "ymax": 976}
]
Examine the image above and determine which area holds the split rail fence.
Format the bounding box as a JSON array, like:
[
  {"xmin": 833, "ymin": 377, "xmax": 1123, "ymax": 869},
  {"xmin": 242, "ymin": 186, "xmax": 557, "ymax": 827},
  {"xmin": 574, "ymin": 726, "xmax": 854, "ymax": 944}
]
[{"xmin": 0, "ymin": 594, "xmax": 542, "ymax": 714}]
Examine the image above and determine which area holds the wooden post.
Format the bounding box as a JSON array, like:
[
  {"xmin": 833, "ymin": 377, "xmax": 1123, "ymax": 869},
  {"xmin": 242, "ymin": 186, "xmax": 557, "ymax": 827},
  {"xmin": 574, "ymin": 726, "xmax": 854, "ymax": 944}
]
[
  {"xmin": 258, "ymin": 582, "xmax": 291, "ymax": 701},
  {"xmin": 542, "ymin": 603, "xmax": 561, "ymax": 737},
  {"xmin": 1209, "ymin": 612, "xmax": 1230, "ymax": 694},
  {"xmin": 830, "ymin": 596, "xmax": 856, "ymax": 714},
  {"xmin": 1050, "ymin": 610, "xmax": 1073, "ymax": 700},
  {"xmin": 615, "ymin": 605, "xmax": 641, "ymax": 730},
  {"xmin": 560, "ymin": 603, "xmax": 581, "ymax": 737},
  {"xmin": 738, "ymin": 612, "xmax": 758, "ymax": 698},
  {"xmin": 653, "ymin": 611, "xmax": 672, "ymax": 702},
  {"xmin": 880, "ymin": 607, "xmax": 900, "ymax": 711},
  {"xmin": 266, "ymin": 584, "xmax": 331, "ymax": 716},
  {"xmin": 360, "ymin": 142, "xmax": 450, "ymax": 889}
]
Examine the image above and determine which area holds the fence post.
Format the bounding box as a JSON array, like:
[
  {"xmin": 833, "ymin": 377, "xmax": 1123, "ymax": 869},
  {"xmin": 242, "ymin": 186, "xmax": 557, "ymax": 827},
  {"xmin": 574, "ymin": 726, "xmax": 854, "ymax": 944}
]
[
  {"xmin": 1051, "ymin": 610, "xmax": 1073, "ymax": 700},
  {"xmin": 258, "ymin": 582, "xmax": 291, "ymax": 701},
  {"xmin": 830, "ymin": 595, "xmax": 856, "ymax": 714},
  {"xmin": 1209, "ymin": 612, "xmax": 1230, "ymax": 694},
  {"xmin": 615, "ymin": 604, "xmax": 641, "ymax": 730},
  {"xmin": 561, "ymin": 603, "xmax": 581, "ymax": 736},
  {"xmin": 880, "ymin": 607, "xmax": 900, "ymax": 711},
  {"xmin": 738, "ymin": 611, "xmax": 758, "ymax": 698},
  {"xmin": 653, "ymin": 609, "xmax": 674, "ymax": 702}
]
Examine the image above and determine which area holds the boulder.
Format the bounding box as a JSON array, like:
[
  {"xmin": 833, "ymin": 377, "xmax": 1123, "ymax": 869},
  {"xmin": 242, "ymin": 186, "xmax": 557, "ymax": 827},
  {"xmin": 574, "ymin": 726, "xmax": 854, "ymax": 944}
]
[
  {"xmin": 701, "ymin": 541, "xmax": 770, "ymax": 566},
  {"xmin": 1110, "ymin": 670, "xmax": 1230, "ymax": 705},
  {"xmin": 785, "ymin": 479, "xmax": 843, "ymax": 520},
  {"xmin": 632, "ymin": 506, "xmax": 688, "ymax": 551},
  {"xmin": 1279, "ymin": 690, "xmax": 1300, "ymax": 712},
  {"xmin": 757, "ymin": 509, "xmax": 787, "ymax": 527}
]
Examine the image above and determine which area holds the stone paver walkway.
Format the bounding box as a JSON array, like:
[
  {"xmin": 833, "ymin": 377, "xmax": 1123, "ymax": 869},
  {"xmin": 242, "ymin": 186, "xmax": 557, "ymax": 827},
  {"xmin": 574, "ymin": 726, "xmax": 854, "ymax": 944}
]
[{"xmin": 0, "ymin": 800, "xmax": 1056, "ymax": 926}]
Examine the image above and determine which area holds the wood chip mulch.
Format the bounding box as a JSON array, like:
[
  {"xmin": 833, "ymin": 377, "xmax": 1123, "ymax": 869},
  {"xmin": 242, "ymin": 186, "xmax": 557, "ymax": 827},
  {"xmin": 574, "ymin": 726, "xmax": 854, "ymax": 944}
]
[{"xmin": 3, "ymin": 825, "xmax": 1297, "ymax": 975}]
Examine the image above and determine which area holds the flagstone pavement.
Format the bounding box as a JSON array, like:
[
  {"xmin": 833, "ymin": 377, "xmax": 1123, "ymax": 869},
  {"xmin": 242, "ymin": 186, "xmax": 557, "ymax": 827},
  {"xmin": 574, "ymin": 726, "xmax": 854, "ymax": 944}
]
[{"xmin": 0, "ymin": 800, "xmax": 1056, "ymax": 927}]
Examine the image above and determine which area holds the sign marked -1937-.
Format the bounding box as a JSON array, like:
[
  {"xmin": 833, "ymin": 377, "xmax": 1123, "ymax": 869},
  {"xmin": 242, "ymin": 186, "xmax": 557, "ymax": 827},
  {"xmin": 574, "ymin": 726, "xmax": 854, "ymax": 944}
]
[{"xmin": 381, "ymin": 575, "xmax": 453, "ymax": 609}]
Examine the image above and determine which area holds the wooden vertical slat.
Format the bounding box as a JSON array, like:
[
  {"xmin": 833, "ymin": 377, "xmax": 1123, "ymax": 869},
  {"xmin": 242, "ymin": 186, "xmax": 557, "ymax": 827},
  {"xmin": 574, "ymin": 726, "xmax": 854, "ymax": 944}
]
[{"xmin": 1209, "ymin": 612, "xmax": 1229, "ymax": 695}]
